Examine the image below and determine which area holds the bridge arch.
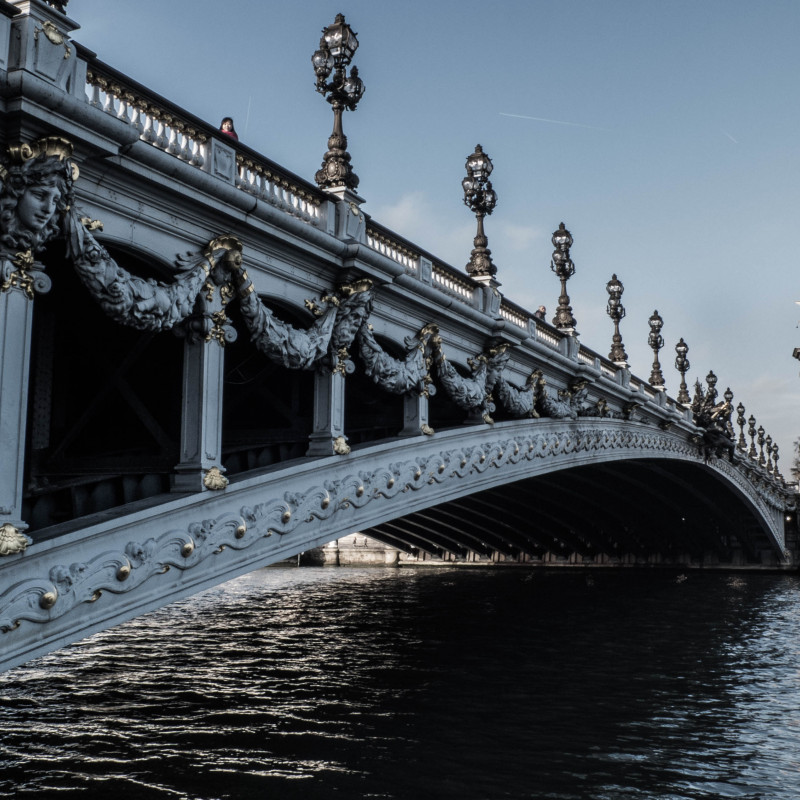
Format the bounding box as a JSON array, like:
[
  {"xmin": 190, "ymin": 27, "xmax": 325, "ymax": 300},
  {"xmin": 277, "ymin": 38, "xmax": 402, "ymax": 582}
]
[{"xmin": 1, "ymin": 416, "xmax": 790, "ymax": 669}]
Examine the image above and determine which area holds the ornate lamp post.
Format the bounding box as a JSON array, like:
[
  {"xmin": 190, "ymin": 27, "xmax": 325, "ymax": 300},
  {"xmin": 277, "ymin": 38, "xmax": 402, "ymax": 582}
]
[
  {"xmin": 606, "ymin": 274, "xmax": 627, "ymax": 365},
  {"xmin": 674, "ymin": 338, "xmax": 690, "ymax": 405},
  {"xmin": 747, "ymin": 415, "xmax": 757, "ymax": 458},
  {"xmin": 736, "ymin": 402, "xmax": 747, "ymax": 451},
  {"xmin": 648, "ymin": 310, "xmax": 665, "ymax": 388},
  {"xmin": 757, "ymin": 424, "xmax": 766, "ymax": 466},
  {"xmin": 462, "ymin": 144, "xmax": 497, "ymax": 280},
  {"xmin": 550, "ymin": 222, "xmax": 576, "ymax": 331},
  {"xmin": 705, "ymin": 370, "xmax": 718, "ymax": 405},
  {"xmin": 312, "ymin": 13, "xmax": 365, "ymax": 192}
]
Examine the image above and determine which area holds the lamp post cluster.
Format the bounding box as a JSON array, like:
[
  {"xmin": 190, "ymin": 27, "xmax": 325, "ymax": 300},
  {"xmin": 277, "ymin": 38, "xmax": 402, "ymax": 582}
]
[
  {"xmin": 312, "ymin": 13, "xmax": 365, "ymax": 192},
  {"xmin": 307, "ymin": 16, "xmax": 783, "ymax": 483},
  {"xmin": 736, "ymin": 403, "xmax": 782, "ymax": 478},
  {"xmin": 462, "ymin": 145, "xmax": 497, "ymax": 280}
]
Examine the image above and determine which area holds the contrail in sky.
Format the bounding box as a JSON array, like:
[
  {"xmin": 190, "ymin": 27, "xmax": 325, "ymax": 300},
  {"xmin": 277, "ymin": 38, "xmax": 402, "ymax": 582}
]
[
  {"xmin": 500, "ymin": 112, "xmax": 608, "ymax": 131},
  {"xmin": 722, "ymin": 131, "xmax": 739, "ymax": 144}
]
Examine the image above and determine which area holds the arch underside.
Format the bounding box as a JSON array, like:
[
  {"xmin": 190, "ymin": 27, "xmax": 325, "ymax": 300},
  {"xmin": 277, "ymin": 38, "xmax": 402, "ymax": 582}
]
[{"xmin": 365, "ymin": 457, "xmax": 787, "ymax": 568}]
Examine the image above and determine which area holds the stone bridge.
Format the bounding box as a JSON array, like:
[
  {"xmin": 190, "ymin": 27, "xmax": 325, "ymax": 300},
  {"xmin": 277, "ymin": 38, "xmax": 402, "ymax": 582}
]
[{"xmin": 0, "ymin": 1, "xmax": 795, "ymax": 673}]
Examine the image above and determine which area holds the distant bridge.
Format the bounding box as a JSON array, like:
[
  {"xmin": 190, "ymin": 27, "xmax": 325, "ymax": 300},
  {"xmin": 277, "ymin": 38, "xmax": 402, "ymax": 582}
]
[{"xmin": 0, "ymin": 1, "xmax": 795, "ymax": 673}]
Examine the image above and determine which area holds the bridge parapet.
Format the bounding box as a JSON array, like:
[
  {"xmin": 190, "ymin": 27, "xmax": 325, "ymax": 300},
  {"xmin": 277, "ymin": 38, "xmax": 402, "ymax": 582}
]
[{"xmin": 81, "ymin": 53, "xmax": 331, "ymax": 232}]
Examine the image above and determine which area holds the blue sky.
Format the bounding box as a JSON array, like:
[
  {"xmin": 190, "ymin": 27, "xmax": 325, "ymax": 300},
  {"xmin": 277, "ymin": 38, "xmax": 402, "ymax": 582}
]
[{"xmin": 71, "ymin": 0, "xmax": 800, "ymax": 466}]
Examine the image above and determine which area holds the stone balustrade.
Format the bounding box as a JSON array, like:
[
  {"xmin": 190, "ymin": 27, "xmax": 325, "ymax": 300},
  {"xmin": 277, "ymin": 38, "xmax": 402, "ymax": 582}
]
[{"xmin": 83, "ymin": 59, "xmax": 327, "ymax": 229}]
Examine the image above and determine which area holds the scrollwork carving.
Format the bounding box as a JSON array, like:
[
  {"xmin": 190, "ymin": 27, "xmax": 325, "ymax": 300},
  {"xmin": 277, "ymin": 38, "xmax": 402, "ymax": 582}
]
[
  {"xmin": 356, "ymin": 322, "xmax": 437, "ymax": 396},
  {"xmin": 532, "ymin": 371, "xmax": 578, "ymax": 419},
  {"xmin": 64, "ymin": 210, "xmax": 212, "ymax": 331},
  {"xmin": 483, "ymin": 344, "xmax": 539, "ymax": 419},
  {"xmin": 432, "ymin": 333, "xmax": 493, "ymax": 422},
  {"xmin": 233, "ymin": 267, "xmax": 374, "ymax": 371}
]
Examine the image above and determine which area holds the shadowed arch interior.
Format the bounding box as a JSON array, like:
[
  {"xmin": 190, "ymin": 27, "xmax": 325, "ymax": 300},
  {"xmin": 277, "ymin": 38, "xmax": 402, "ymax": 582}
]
[{"xmin": 364, "ymin": 459, "xmax": 775, "ymax": 567}]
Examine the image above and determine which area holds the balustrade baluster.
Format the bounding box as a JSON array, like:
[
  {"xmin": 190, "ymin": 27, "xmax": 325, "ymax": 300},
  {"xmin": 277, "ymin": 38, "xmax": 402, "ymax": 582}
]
[
  {"xmin": 166, "ymin": 124, "xmax": 181, "ymax": 156},
  {"xmin": 116, "ymin": 93, "xmax": 130, "ymax": 123},
  {"xmin": 191, "ymin": 138, "xmax": 206, "ymax": 168},
  {"xmin": 235, "ymin": 163, "xmax": 247, "ymax": 189},
  {"xmin": 130, "ymin": 103, "xmax": 144, "ymax": 135},
  {"xmin": 178, "ymin": 128, "xmax": 192, "ymax": 162},
  {"xmin": 154, "ymin": 117, "xmax": 168, "ymax": 150},
  {"xmin": 102, "ymin": 87, "xmax": 115, "ymax": 115},
  {"xmin": 140, "ymin": 111, "xmax": 156, "ymax": 143}
]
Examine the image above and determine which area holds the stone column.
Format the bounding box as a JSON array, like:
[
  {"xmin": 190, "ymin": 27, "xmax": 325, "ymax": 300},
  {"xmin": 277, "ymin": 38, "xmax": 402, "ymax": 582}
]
[
  {"xmin": 306, "ymin": 368, "xmax": 348, "ymax": 456},
  {"xmin": 172, "ymin": 295, "xmax": 234, "ymax": 492},
  {"xmin": 172, "ymin": 337, "xmax": 227, "ymax": 492},
  {"xmin": 400, "ymin": 392, "xmax": 431, "ymax": 436},
  {"xmin": 0, "ymin": 255, "xmax": 51, "ymax": 548}
]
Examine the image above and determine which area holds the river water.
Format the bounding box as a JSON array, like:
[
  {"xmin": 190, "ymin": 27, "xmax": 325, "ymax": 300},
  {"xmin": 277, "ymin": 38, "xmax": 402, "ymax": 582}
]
[{"xmin": 2, "ymin": 566, "xmax": 800, "ymax": 799}]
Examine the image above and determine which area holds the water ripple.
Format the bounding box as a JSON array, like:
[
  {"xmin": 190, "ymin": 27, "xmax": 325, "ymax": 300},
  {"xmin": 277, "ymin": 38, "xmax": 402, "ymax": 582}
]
[{"xmin": 2, "ymin": 568, "xmax": 800, "ymax": 798}]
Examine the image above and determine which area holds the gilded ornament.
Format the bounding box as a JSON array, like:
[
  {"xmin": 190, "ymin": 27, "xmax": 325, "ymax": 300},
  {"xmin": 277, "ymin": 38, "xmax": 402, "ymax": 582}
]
[
  {"xmin": 321, "ymin": 496, "xmax": 330, "ymax": 509},
  {"xmin": 333, "ymin": 436, "xmax": 351, "ymax": 455},
  {"xmin": 356, "ymin": 486, "xmax": 364, "ymax": 497},
  {"xmin": 181, "ymin": 541, "xmax": 195, "ymax": 558},
  {"xmin": 35, "ymin": 21, "xmax": 72, "ymax": 58},
  {"xmin": 421, "ymin": 424, "xmax": 435, "ymax": 436},
  {"xmin": 281, "ymin": 510, "xmax": 292, "ymax": 524},
  {"xmin": 0, "ymin": 523, "xmax": 32, "ymax": 556},
  {"xmin": 1, "ymin": 250, "xmax": 37, "ymax": 299},
  {"xmin": 39, "ymin": 591, "xmax": 57, "ymax": 610},
  {"xmin": 203, "ymin": 467, "xmax": 228, "ymax": 491},
  {"xmin": 79, "ymin": 217, "xmax": 104, "ymax": 232},
  {"xmin": 235, "ymin": 525, "xmax": 247, "ymax": 539}
]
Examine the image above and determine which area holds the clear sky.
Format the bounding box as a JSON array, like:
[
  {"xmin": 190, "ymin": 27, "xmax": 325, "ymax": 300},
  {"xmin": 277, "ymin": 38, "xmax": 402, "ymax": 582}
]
[{"xmin": 70, "ymin": 0, "xmax": 800, "ymax": 468}]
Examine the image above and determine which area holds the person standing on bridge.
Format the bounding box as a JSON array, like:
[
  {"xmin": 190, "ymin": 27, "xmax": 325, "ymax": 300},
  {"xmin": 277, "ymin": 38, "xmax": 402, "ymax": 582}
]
[
  {"xmin": 219, "ymin": 117, "xmax": 239, "ymax": 141},
  {"xmin": 534, "ymin": 305, "xmax": 546, "ymax": 320}
]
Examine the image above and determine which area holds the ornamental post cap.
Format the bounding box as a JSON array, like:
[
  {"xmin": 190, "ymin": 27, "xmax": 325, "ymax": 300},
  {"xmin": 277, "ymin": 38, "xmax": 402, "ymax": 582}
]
[
  {"xmin": 552, "ymin": 222, "xmax": 573, "ymax": 247},
  {"xmin": 466, "ymin": 144, "xmax": 493, "ymax": 179},
  {"xmin": 323, "ymin": 13, "xmax": 359, "ymax": 62}
]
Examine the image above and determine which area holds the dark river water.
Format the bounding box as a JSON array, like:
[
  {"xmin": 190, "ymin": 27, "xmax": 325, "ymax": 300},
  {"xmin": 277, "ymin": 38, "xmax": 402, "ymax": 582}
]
[{"xmin": 2, "ymin": 566, "xmax": 800, "ymax": 800}]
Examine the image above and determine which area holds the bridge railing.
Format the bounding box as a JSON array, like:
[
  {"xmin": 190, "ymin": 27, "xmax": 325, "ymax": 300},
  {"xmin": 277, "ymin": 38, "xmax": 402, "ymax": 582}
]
[
  {"xmin": 72, "ymin": 40, "xmax": 788, "ymax": 487},
  {"xmin": 81, "ymin": 53, "xmax": 329, "ymax": 229}
]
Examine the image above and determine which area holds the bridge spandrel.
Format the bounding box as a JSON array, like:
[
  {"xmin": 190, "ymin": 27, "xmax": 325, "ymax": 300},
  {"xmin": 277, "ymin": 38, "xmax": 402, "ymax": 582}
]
[{"xmin": 0, "ymin": 1, "xmax": 795, "ymax": 672}]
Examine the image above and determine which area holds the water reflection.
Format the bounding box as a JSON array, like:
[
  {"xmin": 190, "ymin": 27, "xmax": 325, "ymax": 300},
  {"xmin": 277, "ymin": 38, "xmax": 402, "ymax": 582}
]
[{"xmin": 1, "ymin": 568, "xmax": 799, "ymax": 799}]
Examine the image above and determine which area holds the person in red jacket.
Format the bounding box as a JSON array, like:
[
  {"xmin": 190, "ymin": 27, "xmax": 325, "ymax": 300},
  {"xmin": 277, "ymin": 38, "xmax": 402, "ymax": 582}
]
[{"xmin": 219, "ymin": 117, "xmax": 238, "ymax": 141}]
